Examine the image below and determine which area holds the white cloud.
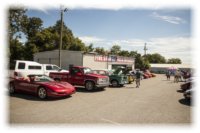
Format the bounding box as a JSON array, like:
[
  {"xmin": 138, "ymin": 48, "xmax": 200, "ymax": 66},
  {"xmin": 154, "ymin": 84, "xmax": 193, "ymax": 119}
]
[
  {"xmin": 79, "ymin": 36, "xmax": 105, "ymax": 45},
  {"xmin": 79, "ymin": 35, "xmax": 192, "ymax": 64},
  {"xmin": 151, "ymin": 12, "xmax": 186, "ymax": 24}
]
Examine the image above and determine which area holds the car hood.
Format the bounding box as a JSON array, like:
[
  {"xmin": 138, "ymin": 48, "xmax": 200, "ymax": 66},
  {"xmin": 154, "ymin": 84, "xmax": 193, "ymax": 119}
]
[
  {"xmin": 37, "ymin": 81, "xmax": 74, "ymax": 91},
  {"xmin": 86, "ymin": 73, "xmax": 108, "ymax": 78}
]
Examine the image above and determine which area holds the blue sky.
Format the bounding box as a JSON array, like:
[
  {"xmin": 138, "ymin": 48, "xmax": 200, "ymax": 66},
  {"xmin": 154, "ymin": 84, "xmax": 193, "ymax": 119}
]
[{"xmin": 26, "ymin": 8, "xmax": 191, "ymax": 64}]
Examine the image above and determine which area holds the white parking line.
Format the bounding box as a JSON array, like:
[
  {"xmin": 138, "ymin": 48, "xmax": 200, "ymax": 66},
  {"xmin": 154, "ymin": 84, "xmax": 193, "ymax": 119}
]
[{"xmin": 101, "ymin": 118, "xmax": 121, "ymax": 125}]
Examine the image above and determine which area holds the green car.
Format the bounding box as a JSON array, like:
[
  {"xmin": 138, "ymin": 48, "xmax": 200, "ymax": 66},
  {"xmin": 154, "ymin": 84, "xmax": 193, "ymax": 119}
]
[{"xmin": 92, "ymin": 69, "xmax": 128, "ymax": 87}]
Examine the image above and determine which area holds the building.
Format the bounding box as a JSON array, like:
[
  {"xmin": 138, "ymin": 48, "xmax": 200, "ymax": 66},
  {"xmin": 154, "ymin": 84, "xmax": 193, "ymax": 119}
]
[
  {"xmin": 150, "ymin": 63, "xmax": 193, "ymax": 73},
  {"xmin": 34, "ymin": 50, "xmax": 135, "ymax": 70}
]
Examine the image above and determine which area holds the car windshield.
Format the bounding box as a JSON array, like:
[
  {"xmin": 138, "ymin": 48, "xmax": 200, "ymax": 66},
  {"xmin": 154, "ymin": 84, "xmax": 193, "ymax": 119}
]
[
  {"xmin": 82, "ymin": 68, "xmax": 93, "ymax": 74},
  {"xmin": 32, "ymin": 75, "xmax": 54, "ymax": 82}
]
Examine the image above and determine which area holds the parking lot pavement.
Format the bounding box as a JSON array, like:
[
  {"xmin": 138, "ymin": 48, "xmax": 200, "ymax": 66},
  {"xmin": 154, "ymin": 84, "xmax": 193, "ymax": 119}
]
[{"xmin": 9, "ymin": 74, "xmax": 191, "ymax": 124}]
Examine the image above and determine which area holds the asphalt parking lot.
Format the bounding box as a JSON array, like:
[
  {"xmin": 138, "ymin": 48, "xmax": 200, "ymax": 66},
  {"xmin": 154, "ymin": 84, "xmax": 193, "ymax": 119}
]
[{"xmin": 9, "ymin": 74, "xmax": 191, "ymax": 124}]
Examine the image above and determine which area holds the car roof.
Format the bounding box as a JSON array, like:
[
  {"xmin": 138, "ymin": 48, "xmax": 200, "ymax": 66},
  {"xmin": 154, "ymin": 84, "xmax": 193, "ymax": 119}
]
[{"xmin": 16, "ymin": 60, "xmax": 42, "ymax": 66}]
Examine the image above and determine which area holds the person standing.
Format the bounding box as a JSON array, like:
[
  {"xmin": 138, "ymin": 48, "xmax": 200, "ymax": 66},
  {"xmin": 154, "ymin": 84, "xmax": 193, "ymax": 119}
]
[
  {"xmin": 135, "ymin": 69, "xmax": 141, "ymax": 88},
  {"xmin": 166, "ymin": 70, "xmax": 171, "ymax": 80}
]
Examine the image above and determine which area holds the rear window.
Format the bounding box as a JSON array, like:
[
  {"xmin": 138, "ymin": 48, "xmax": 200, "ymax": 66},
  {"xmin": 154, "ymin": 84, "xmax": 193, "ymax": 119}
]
[
  {"xmin": 18, "ymin": 62, "xmax": 25, "ymax": 69},
  {"xmin": 28, "ymin": 65, "xmax": 42, "ymax": 70}
]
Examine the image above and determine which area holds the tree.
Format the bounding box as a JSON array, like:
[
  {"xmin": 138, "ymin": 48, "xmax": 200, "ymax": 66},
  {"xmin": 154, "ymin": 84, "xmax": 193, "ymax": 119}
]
[
  {"xmin": 22, "ymin": 17, "xmax": 43, "ymax": 41},
  {"xmin": 69, "ymin": 37, "xmax": 86, "ymax": 51},
  {"xmin": 95, "ymin": 47, "xmax": 106, "ymax": 55},
  {"xmin": 118, "ymin": 50, "xmax": 129, "ymax": 57},
  {"xmin": 8, "ymin": 8, "xmax": 27, "ymax": 69},
  {"xmin": 23, "ymin": 43, "xmax": 39, "ymax": 60},
  {"xmin": 167, "ymin": 58, "xmax": 182, "ymax": 64},
  {"xmin": 145, "ymin": 53, "xmax": 166, "ymax": 63},
  {"xmin": 8, "ymin": 8, "xmax": 27, "ymax": 39},
  {"xmin": 85, "ymin": 43, "xmax": 94, "ymax": 53},
  {"xmin": 110, "ymin": 45, "xmax": 121, "ymax": 55},
  {"xmin": 133, "ymin": 52, "xmax": 150, "ymax": 70}
]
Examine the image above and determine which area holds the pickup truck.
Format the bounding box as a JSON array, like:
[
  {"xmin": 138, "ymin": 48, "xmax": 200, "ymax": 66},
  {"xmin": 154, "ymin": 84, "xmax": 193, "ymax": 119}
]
[
  {"xmin": 92, "ymin": 68, "xmax": 128, "ymax": 87},
  {"xmin": 13, "ymin": 60, "xmax": 68, "ymax": 78},
  {"xmin": 49, "ymin": 66, "xmax": 110, "ymax": 91}
]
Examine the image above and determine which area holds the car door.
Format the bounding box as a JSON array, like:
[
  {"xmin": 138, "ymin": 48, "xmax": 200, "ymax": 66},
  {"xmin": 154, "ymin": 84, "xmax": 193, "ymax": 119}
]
[
  {"xmin": 16, "ymin": 79, "xmax": 38, "ymax": 93},
  {"xmin": 68, "ymin": 67, "xmax": 84, "ymax": 85}
]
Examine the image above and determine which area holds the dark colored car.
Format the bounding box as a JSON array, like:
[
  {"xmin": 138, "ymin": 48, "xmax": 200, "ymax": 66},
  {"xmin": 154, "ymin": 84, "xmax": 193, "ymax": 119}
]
[
  {"xmin": 9, "ymin": 75, "xmax": 76, "ymax": 99},
  {"xmin": 180, "ymin": 81, "xmax": 192, "ymax": 92},
  {"xmin": 184, "ymin": 89, "xmax": 192, "ymax": 100}
]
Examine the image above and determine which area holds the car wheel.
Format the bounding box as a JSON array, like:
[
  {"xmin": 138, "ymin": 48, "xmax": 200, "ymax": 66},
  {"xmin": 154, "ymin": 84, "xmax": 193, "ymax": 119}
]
[
  {"xmin": 85, "ymin": 81, "xmax": 94, "ymax": 91},
  {"xmin": 38, "ymin": 87, "xmax": 47, "ymax": 99},
  {"xmin": 111, "ymin": 80, "xmax": 119, "ymax": 87},
  {"xmin": 9, "ymin": 83, "xmax": 15, "ymax": 94}
]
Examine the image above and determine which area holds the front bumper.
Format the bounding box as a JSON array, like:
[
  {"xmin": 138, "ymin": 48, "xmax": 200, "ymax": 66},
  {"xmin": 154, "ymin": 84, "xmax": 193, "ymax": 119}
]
[
  {"xmin": 96, "ymin": 83, "xmax": 109, "ymax": 88},
  {"xmin": 47, "ymin": 90, "xmax": 76, "ymax": 98}
]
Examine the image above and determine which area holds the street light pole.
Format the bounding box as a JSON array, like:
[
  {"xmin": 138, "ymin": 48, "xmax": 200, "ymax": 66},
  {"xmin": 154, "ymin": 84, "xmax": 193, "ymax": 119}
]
[{"xmin": 59, "ymin": 7, "xmax": 68, "ymax": 67}]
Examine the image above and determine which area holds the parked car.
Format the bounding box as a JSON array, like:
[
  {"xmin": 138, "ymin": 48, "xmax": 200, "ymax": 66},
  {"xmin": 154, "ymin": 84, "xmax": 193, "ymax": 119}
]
[
  {"xmin": 14, "ymin": 60, "xmax": 68, "ymax": 78},
  {"xmin": 14, "ymin": 60, "xmax": 44, "ymax": 78},
  {"xmin": 9, "ymin": 75, "xmax": 75, "ymax": 99},
  {"xmin": 49, "ymin": 66, "xmax": 109, "ymax": 91},
  {"xmin": 92, "ymin": 69, "xmax": 128, "ymax": 87},
  {"xmin": 180, "ymin": 80, "xmax": 192, "ymax": 92},
  {"xmin": 42, "ymin": 64, "xmax": 68, "ymax": 76},
  {"xmin": 183, "ymin": 89, "xmax": 192, "ymax": 100}
]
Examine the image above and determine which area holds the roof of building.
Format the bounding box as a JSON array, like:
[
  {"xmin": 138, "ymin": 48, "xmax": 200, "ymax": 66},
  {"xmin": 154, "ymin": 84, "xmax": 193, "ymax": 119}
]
[{"xmin": 150, "ymin": 64, "xmax": 192, "ymax": 68}]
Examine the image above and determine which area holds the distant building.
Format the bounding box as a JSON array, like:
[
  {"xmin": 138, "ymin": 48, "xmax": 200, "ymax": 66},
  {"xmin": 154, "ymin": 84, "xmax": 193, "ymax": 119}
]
[
  {"xmin": 34, "ymin": 50, "xmax": 135, "ymax": 70},
  {"xmin": 150, "ymin": 63, "xmax": 193, "ymax": 73}
]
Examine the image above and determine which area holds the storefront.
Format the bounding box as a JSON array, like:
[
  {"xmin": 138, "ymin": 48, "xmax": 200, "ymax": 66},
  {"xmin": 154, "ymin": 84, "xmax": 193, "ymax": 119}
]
[{"xmin": 34, "ymin": 50, "xmax": 135, "ymax": 70}]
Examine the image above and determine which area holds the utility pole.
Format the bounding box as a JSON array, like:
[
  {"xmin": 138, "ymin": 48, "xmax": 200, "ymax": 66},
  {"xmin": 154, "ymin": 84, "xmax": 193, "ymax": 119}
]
[
  {"xmin": 59, "ymin": 7, "xmax": 68, "ymax": 67},
  {"xmin": 144, "ymin": 43, "xmax": 148, "ymax": 56}
]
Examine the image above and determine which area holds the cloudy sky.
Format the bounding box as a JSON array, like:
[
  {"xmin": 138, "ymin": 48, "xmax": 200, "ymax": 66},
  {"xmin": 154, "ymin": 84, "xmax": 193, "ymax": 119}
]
[{"xmin": 27, "ymin": 8, "xmax": 191, "ymax": 64}]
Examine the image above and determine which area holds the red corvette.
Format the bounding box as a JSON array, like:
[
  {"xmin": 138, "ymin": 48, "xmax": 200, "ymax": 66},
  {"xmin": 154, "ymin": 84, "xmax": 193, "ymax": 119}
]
[{"xmin": 9, "ymin": 75, "xmax": 76, "ymax": 99}]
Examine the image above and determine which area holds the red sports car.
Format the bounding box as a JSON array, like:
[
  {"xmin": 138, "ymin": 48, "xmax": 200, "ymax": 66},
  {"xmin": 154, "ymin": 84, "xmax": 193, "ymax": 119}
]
[{"xmin": 9, "ymin": 75, "xmax": 76, "ymax": 99}]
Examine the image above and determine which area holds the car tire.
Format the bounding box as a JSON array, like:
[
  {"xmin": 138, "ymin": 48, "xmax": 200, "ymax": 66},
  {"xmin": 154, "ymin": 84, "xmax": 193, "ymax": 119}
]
[
  {"xmin": 85, "ymin": 81, "xmax": 94, "ymax": 91},
  {"xmin": 38, "ymin": 87, "xmax": 47, "ymax": 99},
  {"xmin": 9, "ymin": 82, "xmax": 15, "ymax": 94},
  {"xmin": 111, "ymin": 80, "xmax": 119, "ymax": 87}
]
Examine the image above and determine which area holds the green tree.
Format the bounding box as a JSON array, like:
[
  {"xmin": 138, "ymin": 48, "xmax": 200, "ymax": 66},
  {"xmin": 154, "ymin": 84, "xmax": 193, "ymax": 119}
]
[
  {"xmin": 23, "ymin": 43, "xmax": 39, "ymax": 60},
  {"xmin": 8, "ymin": 8, "xmax": 27, "ymax": 68},
  {"xmin": 110, "ymin": 45, "xmax": 121, "ymax": 55},
  {"xmin": 69, "ymin": 37, "xmax": 86, "ymax": 51},
  {"xmin": 145, "ymin": 53, "xmax": 166, "ymax": 63},
  {"xmin": 167, "ymin": 58, "xmax": 182, "ymax": 64},
  {"xmin": 8, "ymin": 8, "xmax": 27, "ymax": 39},
  {"xmin": 85, "ymin": 43, "xmax": 94, "ymax": 53},
  {"xmin": 118, "ymin": 50, "xmax": 129, "ymax": 57},
  {"xmin": 95, "ymin": 47, "xmax": 106, "ymax": 55},
  {"xmin": 22, "ymin": 17, "xmax": 43, "ymax": 41}
]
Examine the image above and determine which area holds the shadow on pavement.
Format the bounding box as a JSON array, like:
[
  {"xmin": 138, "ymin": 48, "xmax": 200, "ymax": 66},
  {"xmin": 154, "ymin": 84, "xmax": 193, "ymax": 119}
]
[
  {"xmin": 179, "ymin": 98, "xmax": 191, "ymax": 106},
  {"xmin": 75, "ymin": 87, "xmax": 105, "ymax": 93},
  {"xmin": 8, "ymin": 93, "xmax": 72, "ymax": 101},
  {"xmin": 177, "ymin": 89, "xmax": 184, "ymax": 93}
]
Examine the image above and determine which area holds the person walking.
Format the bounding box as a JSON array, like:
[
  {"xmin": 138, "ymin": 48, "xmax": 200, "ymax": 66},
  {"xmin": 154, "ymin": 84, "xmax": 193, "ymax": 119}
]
[{"xmin": 135, "ymin": 69, "xmax": 141, "ymax": 88}]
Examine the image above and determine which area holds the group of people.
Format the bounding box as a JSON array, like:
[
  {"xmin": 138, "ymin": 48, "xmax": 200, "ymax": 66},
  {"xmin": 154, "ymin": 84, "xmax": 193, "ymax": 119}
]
[{"xmin": 165, "ymin": 69, "xmax": 191, "ymax": 83}]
